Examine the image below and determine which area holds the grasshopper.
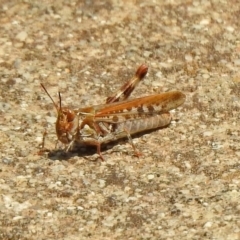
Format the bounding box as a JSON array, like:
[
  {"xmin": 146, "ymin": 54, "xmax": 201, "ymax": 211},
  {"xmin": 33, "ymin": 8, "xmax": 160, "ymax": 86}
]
[{"xmin": 41, "ymin": 64, "xmax": 185, "ymax": 160}]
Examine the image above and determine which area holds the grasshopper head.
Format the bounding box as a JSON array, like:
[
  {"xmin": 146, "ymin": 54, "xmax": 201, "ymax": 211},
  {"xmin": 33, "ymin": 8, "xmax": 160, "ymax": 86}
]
[
  {"xmin": 56, "ymin": 106, "xmax": 78, "ymax": 144},
  {"xmin": 41, "ymin": 84, "xmax": 78, "ymax": 145}
]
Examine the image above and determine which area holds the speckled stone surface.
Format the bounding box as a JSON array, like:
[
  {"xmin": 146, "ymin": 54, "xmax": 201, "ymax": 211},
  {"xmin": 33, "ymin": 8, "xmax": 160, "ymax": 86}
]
[{"xmin": 0, "ymin": 1, "xmax": 240, "ymax": 239}]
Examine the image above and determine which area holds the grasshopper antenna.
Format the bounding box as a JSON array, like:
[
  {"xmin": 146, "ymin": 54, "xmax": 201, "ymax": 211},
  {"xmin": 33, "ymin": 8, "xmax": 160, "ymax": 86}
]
[
  {"xmin": 58, "ymin": 92, "xmax": 62, "ymax": 111},
  {"xmin": 40, "ymin": 83, "xmax": 59, "ymax": 112}
]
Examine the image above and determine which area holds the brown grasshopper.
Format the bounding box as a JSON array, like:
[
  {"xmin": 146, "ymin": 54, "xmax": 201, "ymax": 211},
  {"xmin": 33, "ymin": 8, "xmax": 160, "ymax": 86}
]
[{"xmin": 41, "ymin": 64, "xmax": 185, "ymax": 160}]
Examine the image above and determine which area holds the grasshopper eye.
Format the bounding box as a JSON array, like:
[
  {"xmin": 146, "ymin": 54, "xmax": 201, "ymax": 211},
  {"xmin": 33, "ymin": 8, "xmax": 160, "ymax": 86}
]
[{"xmin": 66, "ymin": 110, "xmax": 75, "ymax": 122}]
